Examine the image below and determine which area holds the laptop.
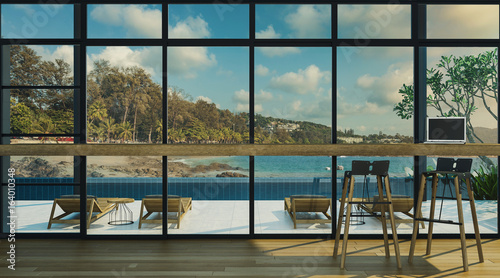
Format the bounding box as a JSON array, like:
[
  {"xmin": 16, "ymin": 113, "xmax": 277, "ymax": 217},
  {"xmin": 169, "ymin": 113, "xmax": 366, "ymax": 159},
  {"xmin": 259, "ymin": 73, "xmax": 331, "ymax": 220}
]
[{"xmin": 425, "ymin": 116, "xmax": 466, "ymax": 144}]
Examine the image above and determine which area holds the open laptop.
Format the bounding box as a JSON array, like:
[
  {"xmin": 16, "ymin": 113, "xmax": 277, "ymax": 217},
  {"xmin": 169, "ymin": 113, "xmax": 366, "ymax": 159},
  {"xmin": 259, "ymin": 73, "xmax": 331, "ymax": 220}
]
[{"xmin": 425, "ymin": 116, "xmax": 466, "ymax": 144}]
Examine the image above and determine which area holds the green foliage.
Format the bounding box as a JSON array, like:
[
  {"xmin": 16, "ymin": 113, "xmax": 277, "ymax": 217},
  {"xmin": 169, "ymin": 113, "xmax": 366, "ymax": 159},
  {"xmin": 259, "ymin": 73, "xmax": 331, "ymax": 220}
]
[
  {"xmin": 394, "ymin": 49, "xmax": 498, "ymax": 145},
  {"xmin": 10, "ymin": 100, "xmax": 33, "ymax": 134},
  {"xmin": 471, "ymin": 165, "xmax": 498, "ymax": 200}
]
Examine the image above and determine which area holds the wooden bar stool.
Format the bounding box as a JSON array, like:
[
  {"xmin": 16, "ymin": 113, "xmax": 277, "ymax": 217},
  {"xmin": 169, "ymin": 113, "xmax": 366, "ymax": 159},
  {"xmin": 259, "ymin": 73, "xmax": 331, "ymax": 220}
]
[
  {"xmin": 334, "ymin": 160, "xmax": 402, "ymax": 269},
  {"xmin": 409, "ymin": 158, "xmax": 484, "ymax": 272}
]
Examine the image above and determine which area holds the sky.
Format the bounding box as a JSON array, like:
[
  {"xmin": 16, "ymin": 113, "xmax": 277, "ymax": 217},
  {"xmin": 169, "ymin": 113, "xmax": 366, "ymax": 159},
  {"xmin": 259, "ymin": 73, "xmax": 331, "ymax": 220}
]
[{"xmin": 1, "ymin": 4, "xmax": 499, "ymax": 136}]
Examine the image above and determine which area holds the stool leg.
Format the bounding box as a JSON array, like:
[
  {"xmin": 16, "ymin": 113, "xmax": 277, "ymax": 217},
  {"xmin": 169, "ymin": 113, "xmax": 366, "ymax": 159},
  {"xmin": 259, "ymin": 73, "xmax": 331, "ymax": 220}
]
[
  {"xmin": 376, "ymin": 175, "xmax": 390, "ymax": 258},
  {"xmin": 465, "ymin": 176, "xmax": 484, "ymax": 262},
  {"xmin": 340, "ymin": 176, "xmax": 356, "ymax": 270},
  {"xmin": 426, "ymin": 174, "xmax": 439, "ymax": 255},
  {"xmin": 334, "ymin": 175, "xmax": 349, "ymax": 258},
  {"xmin": 454, "ymin": 176, "xmax": 469, "ymax": 272},
  {"xmin": 409, "ymin": 173, "xmax": 427, "ymax": 263},
  {"xmin": 384, "ymin": 175, "xmax": 402, "ymax": 269}
]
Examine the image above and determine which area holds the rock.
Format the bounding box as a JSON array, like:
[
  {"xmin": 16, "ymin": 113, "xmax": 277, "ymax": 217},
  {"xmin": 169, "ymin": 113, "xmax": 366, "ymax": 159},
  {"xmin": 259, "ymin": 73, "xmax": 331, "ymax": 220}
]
[
  {"xmin": 90, "ymin": 171, "xmax": 104, "ymax": 177},
  {"xmin": 216, "ymin": 171, "xmax": 248, "ymax": 178}
]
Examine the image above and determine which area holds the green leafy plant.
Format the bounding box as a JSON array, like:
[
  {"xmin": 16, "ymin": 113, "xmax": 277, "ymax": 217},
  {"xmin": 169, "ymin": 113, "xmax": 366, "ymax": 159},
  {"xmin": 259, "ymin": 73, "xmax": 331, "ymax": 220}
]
[{"xmin": 471, "ymin": 165, "xmax": 498, "ymax": 200}]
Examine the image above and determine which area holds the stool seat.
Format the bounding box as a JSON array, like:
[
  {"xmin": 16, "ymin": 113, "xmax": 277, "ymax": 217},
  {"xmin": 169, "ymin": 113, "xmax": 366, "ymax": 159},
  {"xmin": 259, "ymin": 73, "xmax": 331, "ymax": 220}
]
[
  {"xmin": 408, "ymin": 158, "xmax": 484, "ymax": 272},
  {"xmin": 334, "ymin": 160, "xmax": 402, "ymax": 269}
]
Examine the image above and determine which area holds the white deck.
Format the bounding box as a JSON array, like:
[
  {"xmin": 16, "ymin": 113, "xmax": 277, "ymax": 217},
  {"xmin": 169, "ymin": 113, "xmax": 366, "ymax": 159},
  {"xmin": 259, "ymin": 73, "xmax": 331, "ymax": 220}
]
[{"xmin": 13, "ymin": 200, "xmax": 497, "ymax": 235}]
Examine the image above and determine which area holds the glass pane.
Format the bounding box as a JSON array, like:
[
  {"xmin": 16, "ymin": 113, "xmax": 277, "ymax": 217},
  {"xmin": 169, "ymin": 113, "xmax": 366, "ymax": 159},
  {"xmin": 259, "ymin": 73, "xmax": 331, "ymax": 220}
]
[
  {"xmin": 425, "ymin": 156, "xmax": 498, "ymax": 234},
  {"xmin": 338, "ymin": 47, "xmax": 413, "ymax": 144},
  {"xmin": 338, "ymin": 5, "xmax": 411, "ymax": 39},
  {"xmin": 8, "ymin": 156, "xmax": 76, "ymax": 233},
  {"xmin": 87, "ymin": 156, "xmax": 162, "ymax": 235},
  {"xmin": 426, "ymin": 47, "xmax": 498, "ymax": 144},
  {"xmin": 168, "ymin": 156, "xmax": 249, "ymax": 235},
  {"xmin": 255, "ymin": 47, "xmax": 331, "ymax": 144},
  {"xmin": 337, "ymin": 156, "xmax": 414, "ymax": 235},
  {"xmin": 167, "ymin": 47, "xmax": 249, "ymax": 144},
  {"xmin": 255, "ymin": 156, "xmax": 332, "ymax": 234},
  {"xmin": 3, "ymin": 45, "xmax": 74, "ymax": 86},
  {"xmin": 169, "ymin": 4, "xmax": 249, "ymax": 39},
  {"xmin": 9, "ymin": 89, "xmax": 74, "ymax": 135},
  {"xmin": 87, "ymin": 46, "xmax": 162, "ymax": 143},
  {"xmin": 88, "ymin": 4, "xmax": 162, "ymax": 39},
  {"xmin": 1, "ymin": 4, "xmax": 74, "ymax": 39},
  {"xmin": 427, "ymin": 5, "xmax": 499, "ymax": 39},
  {"xmin": 256, "ymin": 5, "xmax": 331, "ymax": 39}
]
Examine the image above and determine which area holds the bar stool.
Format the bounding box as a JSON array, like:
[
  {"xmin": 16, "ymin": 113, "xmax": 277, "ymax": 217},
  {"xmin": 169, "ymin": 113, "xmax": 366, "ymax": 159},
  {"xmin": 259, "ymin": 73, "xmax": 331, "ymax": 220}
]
[
  {"xmin": 334, "ymin": 160, "xmax": 402, "ymax": 269},
  {"xmin": 409, "ymin": 158, "xmax": 484, "ymax": 272}
]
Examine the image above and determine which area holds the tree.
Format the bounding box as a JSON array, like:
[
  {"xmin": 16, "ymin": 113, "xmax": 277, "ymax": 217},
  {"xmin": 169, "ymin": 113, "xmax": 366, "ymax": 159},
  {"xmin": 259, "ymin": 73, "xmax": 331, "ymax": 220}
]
[
  {"xmin": 394, "ymin": 49, "xmax": 498, "ymax": 166},
  {"xmin": 117, "ymin": 121, "xmax": 133, "ymax": 143},
  {"xmin": 10, "ymin": 99, "xmax": 33, "ymax": 134},
  {"xmin": 100, "ymin": 117, "xmax": 117, "ymax": 143},
  {"xmin": 88, "ymin": 100, "xmax": 108, "ymax": 126}
]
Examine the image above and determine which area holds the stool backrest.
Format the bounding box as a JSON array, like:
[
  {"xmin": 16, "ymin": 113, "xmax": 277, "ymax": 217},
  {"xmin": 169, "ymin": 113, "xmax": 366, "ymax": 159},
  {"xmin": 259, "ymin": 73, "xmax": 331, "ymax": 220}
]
[
  {"xmin": 351, "ymin": 160, "xmax": 390, "ymax": 176},
  {"xmin": 436, "ymin": 157, "xmax": 472, "ymax": 173}
]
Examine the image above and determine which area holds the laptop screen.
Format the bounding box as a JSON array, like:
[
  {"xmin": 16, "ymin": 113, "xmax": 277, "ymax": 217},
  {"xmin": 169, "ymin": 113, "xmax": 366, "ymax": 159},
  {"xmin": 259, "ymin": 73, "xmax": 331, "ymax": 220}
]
[{"xmin": 426, "ymin": 117, "xmax": 466, "ymax": 143}]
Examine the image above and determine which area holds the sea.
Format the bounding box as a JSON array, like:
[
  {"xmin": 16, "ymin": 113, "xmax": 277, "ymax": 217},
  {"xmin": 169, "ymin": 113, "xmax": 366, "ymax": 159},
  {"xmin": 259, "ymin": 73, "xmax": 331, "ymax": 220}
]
[{"xmin": 178, "ymin": 156, "xmax": 497, "ymax": 178}]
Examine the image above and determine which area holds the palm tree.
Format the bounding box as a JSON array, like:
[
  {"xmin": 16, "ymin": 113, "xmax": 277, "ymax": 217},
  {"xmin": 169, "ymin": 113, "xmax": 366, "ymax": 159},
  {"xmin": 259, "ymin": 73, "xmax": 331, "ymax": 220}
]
[
  {"xmin": 117, "ymin": 121, "xmax": 133, "ymax": 143},
  {"xmin": 100, "ymin": 117, "xmax": 117, "ymax": 143},
  {"xmin": 32, "ymin": 114, "xmax": 57, "ymax": 143},
  {"xmin": 88, "ymin": 100, "xmax": 108, "ymax": 126}
]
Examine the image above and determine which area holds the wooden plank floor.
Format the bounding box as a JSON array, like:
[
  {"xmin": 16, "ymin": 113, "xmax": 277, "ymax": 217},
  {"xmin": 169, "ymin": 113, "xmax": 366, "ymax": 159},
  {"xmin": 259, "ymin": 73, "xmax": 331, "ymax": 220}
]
[{"xmin": 1, "ymin": 238, "xmax": 499, "ymax": 277}]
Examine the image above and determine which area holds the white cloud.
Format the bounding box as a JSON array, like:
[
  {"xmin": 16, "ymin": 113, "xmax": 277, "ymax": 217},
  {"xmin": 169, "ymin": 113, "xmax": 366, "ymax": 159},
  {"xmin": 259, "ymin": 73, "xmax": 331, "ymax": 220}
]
[
  {"xmin": 270, "ymin": 65, "xmax": 330, "ymax": 95},
  {"xmin": 338, "ymin": 5, "xmax": 410, "ymax": 39},
  {"xmin": 285, "ymin": 5, "xmax": 331, "ymax": 38},
  {"xmin": 255, "ymin": 64, "xmax": 270, "ymax": 76},
  {"xmin": 233, "ymin": 89, "xmax": 249, "ymax": 103},
  {"xmin": 255, "ymin": 104, "xmax": 263, "ymax": 113},
  {"xmin": 354, "ymin": 61, "xmax": 413, "ymax": 107},
  {"xmin": 168, "ymin": 16, "xmax": 210, "ymax": 38},
  {"xmin": 196, "ymin": 96, "xmax": 213, "ymax": 103},
  {"xmin": 256, "ymin": 25, "xmax": 280, "ymax": 39},
  {"xmin": 88, "ymin": 46, "xmax": 162, "ymax": 79},
  {"xmin": 167, "ymin": 47, "xmax": 216, "ymax": 79},
  {"xmin": 90, "ymin": 5, "xmax": 161, "ymax": 38},
  {"xmin": 427, "ymin": 5, "xmax": 498, "ymax": 39},
  {"xmin": 258, "ymin": 47, "xmax": 301, "ymax": 57},
  {"xmin": 30, "ymin": 45, "xmax": 74, "ymax": 70},
  {"xmin": 236, "ymin": 103, "xmax": 249, "ymax": 112},
  {"xmin": 13, "ymin": 4, "xmax": 35, "ymax": 16},
  {"xmin": 256, "ymin": 90, "xmax": 273, "ymax": 102}
]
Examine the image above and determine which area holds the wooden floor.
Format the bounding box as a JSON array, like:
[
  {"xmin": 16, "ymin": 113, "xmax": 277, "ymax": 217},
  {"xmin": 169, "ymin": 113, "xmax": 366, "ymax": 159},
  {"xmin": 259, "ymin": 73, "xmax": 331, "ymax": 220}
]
[{"xmin": 1, "ymin": 238, "xmax": 499, "ymax": 277}]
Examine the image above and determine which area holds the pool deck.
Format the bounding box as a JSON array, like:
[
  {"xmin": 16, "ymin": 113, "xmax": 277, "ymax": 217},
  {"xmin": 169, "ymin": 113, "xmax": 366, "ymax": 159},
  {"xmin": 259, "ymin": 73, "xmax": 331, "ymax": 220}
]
[{"xmin": 14, "ymin": 200, "xmax": 497, "ymax": 235}]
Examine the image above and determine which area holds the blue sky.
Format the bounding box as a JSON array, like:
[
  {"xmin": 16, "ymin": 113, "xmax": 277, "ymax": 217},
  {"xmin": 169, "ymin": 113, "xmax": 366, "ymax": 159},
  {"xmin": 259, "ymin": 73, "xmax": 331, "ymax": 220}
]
[{"xmin": 2, "ymin": 4, "xmax": 499, "ymax": 136}]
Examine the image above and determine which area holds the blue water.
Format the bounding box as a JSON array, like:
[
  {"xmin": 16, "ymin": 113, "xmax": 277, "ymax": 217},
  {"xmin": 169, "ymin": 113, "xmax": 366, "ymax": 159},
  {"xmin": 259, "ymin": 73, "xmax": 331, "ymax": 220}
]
[{"xmin": 182, "ymin": 156, "xmax": 415, "ymax": 177}]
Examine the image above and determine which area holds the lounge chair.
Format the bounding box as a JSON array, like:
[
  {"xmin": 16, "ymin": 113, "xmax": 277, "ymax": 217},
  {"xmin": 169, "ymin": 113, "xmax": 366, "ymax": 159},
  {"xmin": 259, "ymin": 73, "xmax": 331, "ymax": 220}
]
[
  {"xmin": 358, "ymin": 195, "xmax": 425, "ymax": 228},
  {"xmin": 47, "ymin": 195, "xmax": 117, "ymax": 229},
  {"xmin": 138, "ymin": 195, "xmax": 192, "ymax": 229},
  {"xmin": 284, "ymin": 195, "xmax": 332, "ymax": 228}
]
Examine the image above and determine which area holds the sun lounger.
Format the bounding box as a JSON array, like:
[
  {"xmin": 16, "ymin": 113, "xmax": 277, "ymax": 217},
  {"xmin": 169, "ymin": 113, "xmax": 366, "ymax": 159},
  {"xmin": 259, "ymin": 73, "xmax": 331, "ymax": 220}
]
[
  {"xmin": 138, "ymin": 195, "xmax": 192, "ymax": 229},
  {"xmin": 358, "ymin": 195, "xmax": 424, "ymax": 228},
  {"xmin": 284, "ymin": 195, "xmax": 332, "ymax": 228},
  {"xmin": 47, "ymin": 195, "xmax": 117, "ymax": 229}
]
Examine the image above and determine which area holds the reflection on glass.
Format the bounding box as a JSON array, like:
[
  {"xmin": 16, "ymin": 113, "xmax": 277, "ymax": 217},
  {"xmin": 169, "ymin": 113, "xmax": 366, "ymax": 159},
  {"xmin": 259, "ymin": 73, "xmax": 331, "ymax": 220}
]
[
  {"xmin": 88, "ymin": 5, "xmax": 161, "ymax": 38},
  {"xmin": 4, "ymin": 45, "xmax": 74, "ymax": 86},
  {"xmin": 338, "ymin": 47, "xmax": 413, "ymax": 144},
  {"xmin": 167, "ymin": 47, "xmax": 249, "ymax": 144},
  {"xmin": 87, "ymin": 46, "xmax": 162, "ymax": 144},
  {"xmin": 425, "ymin": 47, "xmax": 498, "ymax": 144},
  {"xmin": 338, "ymin": 5, "xmax": 411, "ymax": 39},
  {"xmin": 426, "ymin": 156, "xmax": 498, "ymax": 234},
  {"xmin": 337, "ymin": 156, "xmax": 414, "ymax": 235},
  {"xmin": 256, "ymin": 5, "xmax": 331, "ymax": 39},
  {"xmin": 87, "ymin": 156, "xmax": 162, "ymax": 235},
  {"xmin": 169, "ymin": 4, "xmax": 249, "ymax": 39},
  {"xmin": 427, "ymin": 5, "xmax": 499, "ymax": 39},
  {"xmin": 1, "ymin": 4, "xmax": 74, "ymax": 39},
  {"xmin": 255, "ymin": 156, "xmax": 332, "ymax": 234},
  {"xmin": 255, "ymin": 47, "xmax": 331, "ymax": 144}
]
